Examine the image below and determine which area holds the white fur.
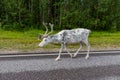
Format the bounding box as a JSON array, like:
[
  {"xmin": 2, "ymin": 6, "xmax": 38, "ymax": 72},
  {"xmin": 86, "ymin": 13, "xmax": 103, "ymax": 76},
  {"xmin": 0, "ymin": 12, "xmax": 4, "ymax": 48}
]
[{"xmin": 39, "ymin": 28, "xmax": 91, "ymax": 61}]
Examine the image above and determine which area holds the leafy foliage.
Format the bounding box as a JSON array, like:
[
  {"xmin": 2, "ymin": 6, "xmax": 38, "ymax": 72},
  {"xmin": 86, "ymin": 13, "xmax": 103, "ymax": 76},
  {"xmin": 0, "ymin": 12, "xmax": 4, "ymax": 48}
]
[{"xmin": 0, "ymin": 0, "xmax": 120, "ymax": 31}]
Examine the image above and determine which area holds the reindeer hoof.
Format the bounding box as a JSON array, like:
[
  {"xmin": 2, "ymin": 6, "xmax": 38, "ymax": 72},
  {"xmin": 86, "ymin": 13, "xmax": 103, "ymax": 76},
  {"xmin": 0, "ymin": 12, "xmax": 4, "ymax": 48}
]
[
  {"xmin": 85, "ymin": 55, "xmax": 89, "ymax": 59},
  {"xmin": 55, "ymin": 57, "xmax": 61, "ymax": 61},
  {"xmin": 73, "ymin": 53, "xmax": 77, "ymax": 58}
]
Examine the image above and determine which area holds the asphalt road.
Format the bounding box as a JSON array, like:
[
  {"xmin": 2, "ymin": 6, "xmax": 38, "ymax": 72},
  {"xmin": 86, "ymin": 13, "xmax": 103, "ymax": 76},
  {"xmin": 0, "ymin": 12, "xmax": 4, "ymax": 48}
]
[{"xmin": 0, "ymin": 51, "xmax": 120, "ymax": 80}]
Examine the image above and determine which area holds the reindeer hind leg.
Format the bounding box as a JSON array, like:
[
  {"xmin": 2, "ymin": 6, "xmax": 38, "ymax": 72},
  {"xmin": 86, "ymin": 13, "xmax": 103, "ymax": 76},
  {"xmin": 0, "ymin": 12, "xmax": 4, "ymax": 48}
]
[
  {"xmin": 73, "ymin": 42, "xmax": 83, "ymax": 57},
  {"xmin": 83, "ymin": 40, "xmax": 90, "ymax": 59},
  {"xmin": 64, "ymin": 44, "xmax": 73, "ymax": 58}
]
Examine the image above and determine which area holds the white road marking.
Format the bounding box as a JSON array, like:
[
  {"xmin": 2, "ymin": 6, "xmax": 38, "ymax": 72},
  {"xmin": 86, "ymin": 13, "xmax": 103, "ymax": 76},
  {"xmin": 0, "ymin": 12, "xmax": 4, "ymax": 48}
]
[{"xmin": 0, "ymin": 50, "xmax": 119, "ymax": 58}]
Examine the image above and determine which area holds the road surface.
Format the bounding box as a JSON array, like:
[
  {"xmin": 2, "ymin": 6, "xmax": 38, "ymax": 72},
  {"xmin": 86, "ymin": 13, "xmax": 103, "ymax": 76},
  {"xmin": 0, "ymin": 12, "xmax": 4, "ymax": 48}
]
[{"xmin": 0, "ymin": 51, "xmax": 120, "ymax": 80}]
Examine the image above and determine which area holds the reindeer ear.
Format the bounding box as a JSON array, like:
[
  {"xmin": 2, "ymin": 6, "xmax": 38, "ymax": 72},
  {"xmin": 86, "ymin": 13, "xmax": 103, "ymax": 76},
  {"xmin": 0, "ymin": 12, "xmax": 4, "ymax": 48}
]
[{"xmin": 38, "ymin": 35, "xmax": 42, "ymax": 40}]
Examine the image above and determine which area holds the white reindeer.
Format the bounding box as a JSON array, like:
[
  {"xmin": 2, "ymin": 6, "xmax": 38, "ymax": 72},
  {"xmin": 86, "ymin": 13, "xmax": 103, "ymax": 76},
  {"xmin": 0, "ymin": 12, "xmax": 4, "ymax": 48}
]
[{"xmin": 38, "ymin": 23, "xmax": 91, "ymax": 61}]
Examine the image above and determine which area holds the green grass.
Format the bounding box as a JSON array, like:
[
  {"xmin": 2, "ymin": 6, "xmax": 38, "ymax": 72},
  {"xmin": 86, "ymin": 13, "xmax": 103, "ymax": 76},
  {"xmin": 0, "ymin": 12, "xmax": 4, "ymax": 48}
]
[
  {"xmin": 0, "ymin": 30, "xmax": 39, "ymax": 52},
  {"xmin": 89, "ymin": 31, "xmax": 120, "ymax": 50},
  {"xmin": 0, "ymin": 29, "xmax": 120, "ymax": 52}
]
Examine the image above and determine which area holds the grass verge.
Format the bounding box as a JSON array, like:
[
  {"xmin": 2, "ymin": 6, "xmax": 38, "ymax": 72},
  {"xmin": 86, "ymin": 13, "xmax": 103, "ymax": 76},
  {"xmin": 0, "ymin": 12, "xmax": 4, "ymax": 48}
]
[{"xmin": 0, "ymin": 29, "xmax": 120, "ymax": 53}]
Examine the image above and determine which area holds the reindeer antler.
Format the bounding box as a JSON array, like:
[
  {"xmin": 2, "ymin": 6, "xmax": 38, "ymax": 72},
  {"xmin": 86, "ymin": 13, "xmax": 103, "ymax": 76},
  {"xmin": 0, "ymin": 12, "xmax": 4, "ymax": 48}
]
[
  {"xmin": 42, "ymin": 22, "xmax": 48, "ymax": 35},
  {"xmin": 38, "ymin": 22, "xmax": 54, "ymax": 40},
  {"xmin": 47, "ymin": 23, "xmax": 54, "ymax": 35}
]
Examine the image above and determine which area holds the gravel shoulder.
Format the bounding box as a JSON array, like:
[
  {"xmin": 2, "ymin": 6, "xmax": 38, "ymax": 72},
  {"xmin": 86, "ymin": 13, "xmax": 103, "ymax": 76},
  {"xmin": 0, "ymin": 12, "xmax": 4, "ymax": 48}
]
[{"xmin": 0, "ymin": 47, "xmax": 120, "ymax": 55}]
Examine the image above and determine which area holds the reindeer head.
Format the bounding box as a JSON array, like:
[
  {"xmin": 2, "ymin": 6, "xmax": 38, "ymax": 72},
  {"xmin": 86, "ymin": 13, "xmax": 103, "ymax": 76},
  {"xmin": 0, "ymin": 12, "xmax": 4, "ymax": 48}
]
[{"xmin": 38, "ymin": 22, "xmax": 54, "ymax": 40}]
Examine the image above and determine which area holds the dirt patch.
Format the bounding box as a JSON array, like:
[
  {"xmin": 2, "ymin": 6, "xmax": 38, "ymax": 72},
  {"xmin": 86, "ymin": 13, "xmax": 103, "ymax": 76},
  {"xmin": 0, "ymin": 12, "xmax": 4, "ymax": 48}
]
[{"xmin": 0, "ymin": 46, "xmax": 120, "ymax": 54}]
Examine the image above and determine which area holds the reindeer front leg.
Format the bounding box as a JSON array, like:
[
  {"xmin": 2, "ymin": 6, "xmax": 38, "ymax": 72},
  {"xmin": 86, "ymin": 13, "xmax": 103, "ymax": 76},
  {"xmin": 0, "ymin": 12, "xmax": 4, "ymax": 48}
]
[
  {"xmin": 55, "ymin": 43, "xmax": 64, "ymax": 61},
  {"xmin": 83, "ymin": 40, "xmax": 90, "ymax": 59}
]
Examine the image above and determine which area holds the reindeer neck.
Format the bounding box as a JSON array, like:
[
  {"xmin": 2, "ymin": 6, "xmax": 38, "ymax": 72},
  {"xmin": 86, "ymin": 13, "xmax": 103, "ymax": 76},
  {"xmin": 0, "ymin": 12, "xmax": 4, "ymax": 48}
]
[{"xmin": 48, "ymin": 34, "xmax": 60, "ymax": 43}]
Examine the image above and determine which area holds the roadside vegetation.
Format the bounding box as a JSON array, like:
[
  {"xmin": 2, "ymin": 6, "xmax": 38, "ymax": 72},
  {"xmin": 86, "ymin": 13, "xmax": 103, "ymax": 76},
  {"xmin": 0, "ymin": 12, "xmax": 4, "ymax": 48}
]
[
  {"xmin": 0, "ymin": 29, "xmax": 120, "ymax": 53},
  {"xmin": 0, "ymin": 0, "xmax": 120, "ymax": 53},
  {"xmin": 0, "ymin": 0, "xmax": 120, "ymax": 31}
]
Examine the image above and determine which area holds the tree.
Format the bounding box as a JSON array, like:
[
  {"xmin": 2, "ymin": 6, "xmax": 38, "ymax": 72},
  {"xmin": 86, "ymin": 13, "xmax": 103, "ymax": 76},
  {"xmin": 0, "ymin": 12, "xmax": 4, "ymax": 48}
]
[{"xmin": 0, "ymin": 0, "xmax": 120, "ymax": 31}]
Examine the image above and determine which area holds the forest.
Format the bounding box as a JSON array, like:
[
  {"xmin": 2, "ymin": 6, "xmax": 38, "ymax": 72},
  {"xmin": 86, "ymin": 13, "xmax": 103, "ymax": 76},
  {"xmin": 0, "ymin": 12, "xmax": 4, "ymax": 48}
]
[{"xmin": 0, "ymin": 0, "xmax": 120, "ymax": 31}]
